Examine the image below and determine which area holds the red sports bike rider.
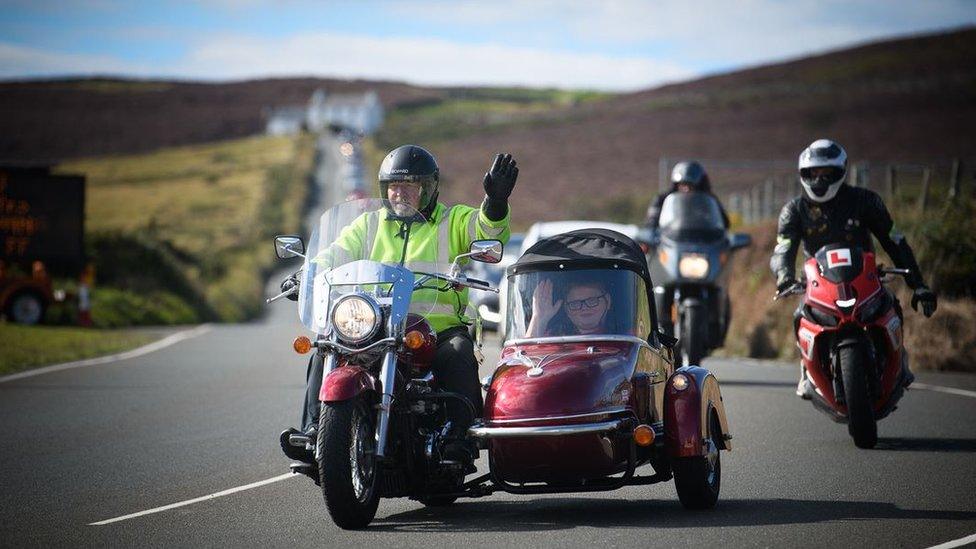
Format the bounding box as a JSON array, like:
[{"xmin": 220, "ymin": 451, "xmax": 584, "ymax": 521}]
[{"xmin": 769, "ymin": 139, "xmax": 937, "ymax": 397}]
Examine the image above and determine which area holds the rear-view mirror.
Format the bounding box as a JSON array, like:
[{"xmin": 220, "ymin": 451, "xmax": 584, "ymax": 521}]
[
  {"xmin": 274, "ymin": 235, "xmax": 306, "ymax": 259},
  {"xmin": 730, "ymin": 233, "xmax": 752, "ymax": 250},
  {"xmin": 469, "ymin": 240, "xmax": 503, "ymax": 264}
]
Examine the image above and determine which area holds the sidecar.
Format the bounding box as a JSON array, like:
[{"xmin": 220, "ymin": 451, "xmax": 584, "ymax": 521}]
[{"xmin": 468, "ymin": 229, "xmax": 732, "ymax": 508}]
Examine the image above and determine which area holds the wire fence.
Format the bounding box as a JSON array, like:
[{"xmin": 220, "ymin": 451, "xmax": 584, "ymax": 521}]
[{"xmin": 656, "ymin": 157, "xmax": 970, "ymax": 226}]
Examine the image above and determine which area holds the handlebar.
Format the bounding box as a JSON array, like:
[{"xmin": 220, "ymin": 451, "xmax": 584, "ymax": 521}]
[{"xmin": 773, "ymin": 282, "xmax": 806, "ymax": 301}]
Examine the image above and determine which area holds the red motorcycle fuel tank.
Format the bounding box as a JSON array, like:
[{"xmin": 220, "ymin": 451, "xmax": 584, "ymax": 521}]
[{"xmin": 484, "ymin": 340, "xmax": 639, "ymax": 483}]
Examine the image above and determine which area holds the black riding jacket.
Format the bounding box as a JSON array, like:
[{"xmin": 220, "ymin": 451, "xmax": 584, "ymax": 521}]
[
  {"xmin": 769, "ymin": 185, "xmax": 925, "ymax": 289},
  {"xmin": 644, "ymin": 190, "xmax": 730, "ymax": 229}
]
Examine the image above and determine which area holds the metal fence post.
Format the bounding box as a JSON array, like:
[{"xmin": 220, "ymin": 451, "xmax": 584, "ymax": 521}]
[
  {"xmin": 949, "ymin": 158, "xmax": 961, "ymax": 202},
  {"xmin": 764, "ymin": 178, "xmax": 774, "ymax": 220},
  {"xmin": 918, "ymin": 167, "xmax": 931, "ymax": 213}
]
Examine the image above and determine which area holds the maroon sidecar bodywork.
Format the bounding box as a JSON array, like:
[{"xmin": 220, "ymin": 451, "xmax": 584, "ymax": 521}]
[{"xmin": 474, "ymin": 336, "xmax": 731, "ymax": 486}]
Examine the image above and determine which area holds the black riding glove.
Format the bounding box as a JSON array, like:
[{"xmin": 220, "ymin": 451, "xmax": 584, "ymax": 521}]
[
  {"xmin": 280, "ymin": 276, "xmax": 300, "ymax": 302},
  {"xmin": 911, "ymin": 286, "xmax": 937, "ymax": 317},
  {"xmin": 482, "ymin": 153, "xmax": 518, "ymax": 221}
]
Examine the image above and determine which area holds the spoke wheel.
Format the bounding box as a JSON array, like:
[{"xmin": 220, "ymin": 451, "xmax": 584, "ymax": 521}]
[{"xmin": 318, "ymin": 398, "xmax": 381, "ymax": 529}]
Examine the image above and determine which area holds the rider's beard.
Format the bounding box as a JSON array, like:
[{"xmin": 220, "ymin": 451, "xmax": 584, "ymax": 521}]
[{"xmin": 390, "ymin": 201, "xmax": 413, "ymax": 217}]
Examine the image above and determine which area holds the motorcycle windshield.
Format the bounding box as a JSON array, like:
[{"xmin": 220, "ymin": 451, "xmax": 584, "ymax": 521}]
[
  {"xmin": 505, "ymin": 268, "xmax": 652, "ymax": 341},
  {"xmin": 659, "ymin": 192, "xmax": 726, "ymax": 241},
  {"xmin": 298, "ymin": 198, "xmax": 447, "ymax": 335}
]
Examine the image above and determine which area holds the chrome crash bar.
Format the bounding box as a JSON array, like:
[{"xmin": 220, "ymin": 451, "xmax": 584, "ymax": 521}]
[{"xmin": 468, "ymin": 419, "xmax": 628, "ymax": 439}]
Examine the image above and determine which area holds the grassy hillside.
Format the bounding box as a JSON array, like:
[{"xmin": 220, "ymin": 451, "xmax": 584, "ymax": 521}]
[{"xmin": 57, "ymin": 133, "xmax": 314, "ymax": 325}]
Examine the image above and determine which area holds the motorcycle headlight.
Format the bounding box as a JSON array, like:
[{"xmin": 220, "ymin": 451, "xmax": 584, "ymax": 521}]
[
  {"xmin": 331, "ymin": 295, "xmax": 381, "ymax": 343},
  {"xmin": 678, "ymin": 254, "xmax": 710, "ymax": 279}
]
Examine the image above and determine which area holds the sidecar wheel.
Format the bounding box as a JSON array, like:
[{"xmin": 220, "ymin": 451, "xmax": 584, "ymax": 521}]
[
  {"xmin": 840, "ymin": 344, "xmax": 877, "ymax": 449},
  {"xmin": 318, "ymin": 398, "xmax": 380, "ymax": 529},
  {"xmin": 673, "ymin": 412, "xmax": 721, "ymax": 510}
]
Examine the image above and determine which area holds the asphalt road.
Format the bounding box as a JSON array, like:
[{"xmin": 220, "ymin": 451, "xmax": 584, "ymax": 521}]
[{"xmin": 3, "ymin": 135, "xmax": 974, "ymax": 548}]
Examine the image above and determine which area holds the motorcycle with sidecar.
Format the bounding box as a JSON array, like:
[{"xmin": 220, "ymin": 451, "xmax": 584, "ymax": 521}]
[{"xmin": 270, "ymin": 207, "xmax": 732, "ymax": 529}]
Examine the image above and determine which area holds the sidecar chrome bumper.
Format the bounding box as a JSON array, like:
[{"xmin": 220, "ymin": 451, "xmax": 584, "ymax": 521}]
[{"xmin": 468, "ymin": 419, "xmax": 628, "ymax": 439}]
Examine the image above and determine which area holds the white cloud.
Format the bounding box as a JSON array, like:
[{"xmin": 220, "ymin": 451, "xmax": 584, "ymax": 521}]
[{"xmin": 0, "ymin": 42, "xmax": 142, "ymax": 78}]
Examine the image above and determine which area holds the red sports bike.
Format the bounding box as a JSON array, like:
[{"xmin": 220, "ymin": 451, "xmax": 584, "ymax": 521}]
[{"xmin": 775, "ymin": 243, "xmax": 913, "ymax": 448}]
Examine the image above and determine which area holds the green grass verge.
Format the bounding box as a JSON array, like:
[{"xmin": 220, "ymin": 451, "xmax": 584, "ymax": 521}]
[
  {"xmin": 55, "ymin": 133, "xmax": 315, "ymax": 324},
  {"xmin": 0, "ymin": 324, "xmax": 156, "ymax": 376}
]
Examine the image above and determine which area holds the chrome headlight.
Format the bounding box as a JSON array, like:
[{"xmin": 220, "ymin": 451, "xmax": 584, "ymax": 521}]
[
  {"xmin": 331, "ymin": 295, "xmax": 381, "ymax": 343},
  {"xmin": 678, "ymin": 254, "xmax": 709, "ymax": 279}
]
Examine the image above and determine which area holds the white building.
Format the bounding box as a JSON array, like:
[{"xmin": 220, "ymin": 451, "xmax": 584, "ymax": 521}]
[
  {"xmin": 264, "ymin": 106, "xmax": 306, "ymax": 136},
  {"xmin": 306, "ymin": 90, "xmax": 384, "ymax": 135}
]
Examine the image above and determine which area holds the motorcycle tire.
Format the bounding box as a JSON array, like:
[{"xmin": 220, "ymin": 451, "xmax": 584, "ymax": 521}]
[
  {"xmin": 318, "ymin": 398, "xmax": 381, "ymax": 529},
  {"xmin": 839, "ymin": 344, "xmax": 878, "ymax": 449},
  {"xmin": 681, "ymin": 302, "xmax": 707, "ymax": 367},
  {"xmin": 672, "ymin": 412, "xmax": 721, "ymax": 510}
]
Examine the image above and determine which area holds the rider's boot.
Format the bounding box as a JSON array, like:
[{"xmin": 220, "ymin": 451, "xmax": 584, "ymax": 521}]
[
  {"xmin": 442, "ymin": 440, "xmax": 478, "ymax": 474},
  {"xmin": 796, "ymin": 364, "xmax": 812, "ymax": 400},
  {"xmin": 280, "ymin": 426, "xmax": 319, "ymax": 481},
  {"xmin": 900, "ymin": 349, "xmax": 915, "ymax": 388}
]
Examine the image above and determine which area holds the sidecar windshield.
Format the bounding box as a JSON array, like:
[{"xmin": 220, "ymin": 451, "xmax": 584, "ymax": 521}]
[
  {"xmin": 659, "ymin": 192, "xmax": 726, "ymax": 241},
  {"xmin": 505, "ymin": 268, "xmax": 651, "ymax": 341},
  {"xmin": 298, "ymin": 198, "xmax": 448, "ymax": 335}
]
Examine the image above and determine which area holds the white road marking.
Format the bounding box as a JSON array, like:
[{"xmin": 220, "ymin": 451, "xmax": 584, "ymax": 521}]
[
  {"xmin": 927, "ymin": 532, "xmax": 976, "ymax": 549},
  {"xmin": 913, "ymin": 383, "xmax": 976, "ymax": 399},
  {"xmin": 89, "ymin": 473, "xmax": 298, "ymax": 526},
  {"xmin": 0, "ymin": 324, "xmax": 212, "ymax": 384}
]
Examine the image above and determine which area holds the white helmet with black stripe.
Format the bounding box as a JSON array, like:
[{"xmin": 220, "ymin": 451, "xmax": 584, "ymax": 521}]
[{"xmin": 798, "ymin": 139, "xmax": 847, "ymax": 203}]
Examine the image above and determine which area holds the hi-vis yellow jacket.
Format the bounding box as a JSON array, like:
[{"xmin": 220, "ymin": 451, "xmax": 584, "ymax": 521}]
[{"xmin": 318, "ymin": 202, "xmax": 510, "ymax": 333}]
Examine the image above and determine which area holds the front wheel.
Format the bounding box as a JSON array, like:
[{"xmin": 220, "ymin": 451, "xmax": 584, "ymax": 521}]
[
  {"xmin": 681, "ymin": 301, "xmax": 707, "ymax": 367},
  {"xmin": 673, "ymin": 412, "xmax": 721, "ymax": 510},
  {"xmin": 317, "ymin": 398, "xmax": 380, "ymax": 529},
  {"xmin": 839, "ymin": 344, "xmax": 878, "ymax": 449},
  {"xmin": 8, "ymin": 292, "xmax": 44, "ymax": 325}
]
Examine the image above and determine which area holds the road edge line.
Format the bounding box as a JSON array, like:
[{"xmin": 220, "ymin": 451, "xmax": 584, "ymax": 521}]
[
  {"xmin": 0, "ymin": 324, "xmax": 213, "ymax": 384},
  {"xmin": 926, "ymin": 532, "xmax": 976, "ymax": 549},
  {"xmin": 89, "ymin": 473, "xmax": 298, "ymax": 526},
  {"xmin": 912, "ymin": 382, "xmax": 976, "ymax": 399}
]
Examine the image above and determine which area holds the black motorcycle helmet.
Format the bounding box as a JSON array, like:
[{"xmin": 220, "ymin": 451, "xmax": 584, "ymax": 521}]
[
  {"xmin": 671, "ymin": 161, "xmax": 711, "ymax": 192},
  {"xmin": 378, "ymin": 144, "xmax": 439, "ymax": 219}
]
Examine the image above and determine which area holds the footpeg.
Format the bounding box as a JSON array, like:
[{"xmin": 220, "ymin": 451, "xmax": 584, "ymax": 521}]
[{"xmin": 288, "ymin": 433, "xmax": 313, "ymax": 448}]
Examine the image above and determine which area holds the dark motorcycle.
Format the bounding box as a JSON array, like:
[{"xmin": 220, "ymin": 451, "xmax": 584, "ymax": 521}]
[
  {"xmin": 775, "ymin": 244, "xmax": 913, "ymax": 448},
  {"xmin": 268, "ymin": 198, "xmax": 502, "ymax": 529},
  {"xmin": 642, "ymin": 193, "xmax": 751, "ymax": 366}
]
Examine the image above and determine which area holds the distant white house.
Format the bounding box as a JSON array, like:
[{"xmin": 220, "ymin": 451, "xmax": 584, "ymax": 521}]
[
  {"xmin": 306, "ymin": 90, "xmax": 384, "ymax": 135},
  {"xmin": 264, "ymin": 106, "xmax": 306, "ymax": 136}
]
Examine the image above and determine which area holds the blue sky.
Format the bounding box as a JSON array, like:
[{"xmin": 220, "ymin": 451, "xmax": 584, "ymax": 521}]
[{"xmin": 1, "ymin": 1, "xmax": 974, "ymax": 90}]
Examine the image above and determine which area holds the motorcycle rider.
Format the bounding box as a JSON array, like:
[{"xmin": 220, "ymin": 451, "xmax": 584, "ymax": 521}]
[
  {"xmin": 644, "ymin": 160, "xmax": 730, "ymax": 230},
  {"xmin": 282, "ymin": 144, "xmax": 517, "ymax": 470},
  {"xmin": 644, "ymin": 160, "xmax": 731, "ymax": 338},
  {"xmin": 770, "ymin": 138, "xmax": 937, "ymax": 398}
]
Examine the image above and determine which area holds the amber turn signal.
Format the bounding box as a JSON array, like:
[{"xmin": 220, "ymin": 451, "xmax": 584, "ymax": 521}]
[
  {"xmin": 293, "ymin": 336, "xmax": 312, "ymax": 354},
  {"xmin": 404, "ymin": 330, "xmax": 424, "ymax": 350},
  {"xmin": 633, "ymin": 424, "xmax": 655, "ymax": 447}
]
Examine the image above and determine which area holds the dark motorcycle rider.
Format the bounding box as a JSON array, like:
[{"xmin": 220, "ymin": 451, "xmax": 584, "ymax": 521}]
[
  {"xmin": 644, "ymin": 160, "xmax": 731, "ymax": 337},
  {"xmin": 644, "ymin": 160, "xmax": 730, "ymax": 230},
  {"xmin": 770, "ymin": 138, "xmax": 937, "ymax": 397},
  {"xmin": 281, "ymin": 144, "xmax": 517, "ymax": 469}
]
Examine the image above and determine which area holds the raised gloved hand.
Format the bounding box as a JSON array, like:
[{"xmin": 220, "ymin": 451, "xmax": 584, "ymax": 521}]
[
  {"xmin": 483, "ymin": 153, "xmax": 518, "ymax": 200},
  {"xmin": 911, "ymin": 286, "xmax": 937, "ymax": 317},
  {"xmin": 280, "ymin": 276, "xmax": 300, "ymax": 302}
]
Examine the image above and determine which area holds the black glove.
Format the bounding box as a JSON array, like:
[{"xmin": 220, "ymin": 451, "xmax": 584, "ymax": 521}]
[
  {"xmin": 483, "ymin": 153, "xmax": 518, "ymax": 201},
  {"xmin": 911, "ymin": 286, "xmax": 937, "ymax": 317},
  {"xmin": 280, "ymin": 276, "xmax": 300, "ymax": 302}
]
